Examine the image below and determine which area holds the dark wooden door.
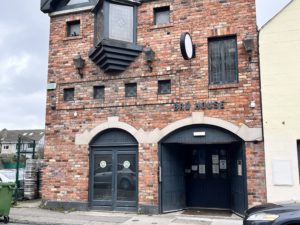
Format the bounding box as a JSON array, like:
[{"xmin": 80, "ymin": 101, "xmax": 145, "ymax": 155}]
[
  {"xmin": 185, "ymin": 147, "xmax": 230, "ymax": 209},
  {"xmin": 230, "ymin": 143, "xmax": 247, "ymax": 215},
  {"xmin": 161, "ymin": 144, "xmax": 186, "ymax": 212}
]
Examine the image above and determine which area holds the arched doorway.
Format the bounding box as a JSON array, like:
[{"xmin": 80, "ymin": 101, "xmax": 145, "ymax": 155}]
[
  {"xmin": 89, "ymin": 129, "xmax": 138, "ymax": 211},
  {"xmin": 159, "ymin": 125, "xmax": 247, "ymax": 215}
]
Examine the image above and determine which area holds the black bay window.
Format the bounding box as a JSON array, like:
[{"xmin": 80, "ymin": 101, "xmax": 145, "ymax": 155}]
[
  {"xmin": 90, "ymin": 0, "xmax": 142, "ymax": 73},
  {"xmin": 208, "ymin": 36, "xmax": 238, "ymax": 85}
]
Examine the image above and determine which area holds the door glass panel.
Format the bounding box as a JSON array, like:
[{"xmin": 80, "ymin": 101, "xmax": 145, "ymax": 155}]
[
  {"xmin": 93, "ymin": 154, "xmax": 113, "ymax": 201},
  {"xmin": 117, "ymin": 154, "xmax": 136, "ymax": 201}
]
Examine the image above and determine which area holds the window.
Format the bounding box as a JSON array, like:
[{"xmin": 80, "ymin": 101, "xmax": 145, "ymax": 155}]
[
  {"xmin": 67, "ymin": 21, "xmax": 80, "ymax": 37},
  {"xmin": 28, "ymin": 143, "xmax": 34, "ymax": 148},
  {"xmin": 109, "ymin": 3, "xmax": 134, "ymax": 43},
  {"xmin": 158, "ymin": 80, "xmax": 171, "ymax": 94},
  {"xmin": 94, "ymin": 1, "xmax": 137, "ymax": 45},
  {"xmin": 64, "ymin": 88, "xmax": 75, "ymax": 101},
  {"xmin": 297, "ymin": 140, "xmax": 300, "ymax": 183},
  {"xmin": 4, "ymin": 146, "xmax": 9, "ymax": 150},
  {"xmin": 125, "ymin": 83, "xmax": 137, "ymax": 97},
  {"xmin": 208, "ymin": 36, "xmax": 238, "ymax": 85},
  {"xmin": 93, "ymin": 86, "xmax": 105, "ymax": 100},
  {"xmin": 154, "ymin": 6, "xmax": 170, "ymax": 25}
]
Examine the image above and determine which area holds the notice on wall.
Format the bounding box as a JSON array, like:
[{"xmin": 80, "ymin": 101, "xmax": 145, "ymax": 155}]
[
  {"xmin": 199, "ymin": 164, "xmax": 206, "ymax": 174},
  {"xmin": 191, "ymin": 165, "xmax": 198, "ymax": 171},
  {"xmin": 212, "ymin": 164, "xmax": 219, "ymax": 174},
  {"xmin": 220, "ymin": 160, "xmax": 227, "ymax": 170},
  {"xmin": 212, "ymin": 155, "xmax": 219, "ymax": 164}
]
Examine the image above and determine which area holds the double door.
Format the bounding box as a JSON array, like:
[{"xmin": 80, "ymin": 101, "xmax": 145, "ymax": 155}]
[{"xmin": 90, "ymin": 148, "xmax": 137, "ymax": 210}]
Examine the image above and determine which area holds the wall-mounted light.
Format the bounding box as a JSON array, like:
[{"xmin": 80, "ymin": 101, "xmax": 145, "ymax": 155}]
[
  {"xmin": 144, "ymin": 46, "xmax": 155, "ymax": 72},
  {"xmin": 73, "ymin": 53, "xmax": 85, "ymax": 78},
  {"xmin": 243, "ymin": 35, "xmax": 254, "ymax": 61}
]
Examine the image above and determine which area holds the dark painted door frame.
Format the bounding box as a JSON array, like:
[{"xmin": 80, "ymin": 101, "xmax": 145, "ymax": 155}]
[
  {"xmin": 88, "ymin": 128, "xmax": 138, "ymax": 212},
  {"xmin": 89, "ymin": 147, "xmax": 138, "ymax": 211},
  {"xmin": 158, "ymin": 125, "xmax": 248, "ymax": 215}
]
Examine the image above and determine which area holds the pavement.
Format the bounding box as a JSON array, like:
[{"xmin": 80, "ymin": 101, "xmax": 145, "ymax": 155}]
[{"xmin": 3, "ymin": 200, "xmax": 243, "ymax": 225}]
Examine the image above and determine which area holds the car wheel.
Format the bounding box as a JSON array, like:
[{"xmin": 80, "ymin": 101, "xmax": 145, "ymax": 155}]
[{"xmin": 120, "ymin": 179, "xmax": 131, "ymax": 190}]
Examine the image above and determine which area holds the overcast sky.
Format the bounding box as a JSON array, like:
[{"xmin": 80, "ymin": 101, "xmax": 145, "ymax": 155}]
[{"xmin": 0, "ymin": 0, "xmax": 292, "ymax": 130}]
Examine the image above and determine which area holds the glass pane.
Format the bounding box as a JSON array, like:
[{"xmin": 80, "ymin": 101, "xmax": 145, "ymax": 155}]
[
  {"xmin": 93, "ymin": 154, "xmax": 113, "ymax": 201},
  {"xmin": 67, "ymin": 0, "xmax": 89, "ymax": 6},
  {"xmin": 209, "ymin": 41, "xmax": 222, "ymax": 84},
  {"xmin": 224, "ymin": 39, "xmax": 237, "ymax": 83},
  {"xmin": 109, "ymin": 3, "xmax": 133, "ymax": 43},
  {"xmin": 155, "ymin": 8, "xmax": 170, "ymax": 25},
  {"xmin": 117, "ymin": 154, "xmax": 136, "ymax": 201},
  {"xmin": 67, "ymin": 21, "xmax": 80, "ymax": 37},
  {"xmin": 125, "ymin": 83, "xmax": 137, "ymax": 97}
]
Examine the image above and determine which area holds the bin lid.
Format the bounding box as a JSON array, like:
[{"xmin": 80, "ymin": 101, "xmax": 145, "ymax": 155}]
[{"xmin": 0, "ymin": 182, "xmax": 16, "ymax": 187}]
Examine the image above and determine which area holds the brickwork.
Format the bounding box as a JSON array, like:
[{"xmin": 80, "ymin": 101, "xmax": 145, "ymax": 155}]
[
  {"xmin": 246, "ymin": 142, "xmax": 267, "ymax": 207},
  {"xmin": 43, "ymin": 0, "xmax": 266, "ymax": 210}
]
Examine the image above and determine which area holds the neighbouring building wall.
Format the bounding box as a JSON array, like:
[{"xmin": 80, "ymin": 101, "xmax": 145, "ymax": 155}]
[
  {"xmin": 1, "ymin": 144, "xmax": 17, "ymax": 154},
  {"xmin": 260, "ymin": 0, "xmax": 300, "ymax": 202}
]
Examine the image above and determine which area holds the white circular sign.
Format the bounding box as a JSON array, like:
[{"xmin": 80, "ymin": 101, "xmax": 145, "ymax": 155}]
[
  {"xmin": 180, "ymin": 32, "xmax": 194, "ymax": 60},
  {"xmin": 123, "ymin": 161, "xmax": 131, "ymax": 169},
  {"xmin": 184, "ymin": 34, "xmax": 193, "ymax": 59},
  {"xmin": 99, "ymin": 161, "xmax": 107, "ymax": 168}
]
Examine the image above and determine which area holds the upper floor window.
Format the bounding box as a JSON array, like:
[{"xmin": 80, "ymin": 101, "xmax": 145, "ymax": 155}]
[
  {"xmin": 125, "ymin": 83, "xmax": 137, "ymax": 97},
  {"xmin": 154, "ymin": 6, "xmax": 170, "ymax": 25},
  {"xmin": 94, "ymin": 1, "xmax": 137, "ymax": 46},
  {"xmin": 109, "ymin": 3, "xmax": 133, "ymax": 43},
  {"xmin": 158, "ymin": 80, "xmax": 171, "ymax": 94},
  {"xmin": 67, "ymin": 20, "xmax": 80, "ymax": 37},
  {"xmin": 208, "ymin": 36, "xmax": 238, "ymax": 85},
  {"xmin": 93, "ymin": 86, "xmax": 105, "ymax": 100},
  {"xmin": 64, "ymin": 88, "xmax": 75, "ymax": 102},
  {"xmin": 28, "ymin": 143, "xmax": 34, "ymax": 148}
]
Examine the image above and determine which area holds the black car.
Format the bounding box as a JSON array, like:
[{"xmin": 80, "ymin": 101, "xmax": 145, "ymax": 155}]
[{"xmin": 244, "ymin": 202, "xmax": 300, "ymax": 225}]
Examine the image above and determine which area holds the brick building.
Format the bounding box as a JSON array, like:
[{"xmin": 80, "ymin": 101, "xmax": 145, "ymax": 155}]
[{"xmin": 41, "ymin": 0, "xmax": 266, "ymax": 215}]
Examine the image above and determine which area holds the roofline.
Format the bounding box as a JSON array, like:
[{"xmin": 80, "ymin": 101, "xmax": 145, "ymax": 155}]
[{"xmin": 259, "ymin": 0, "xmax": 294, "ymax": 31}]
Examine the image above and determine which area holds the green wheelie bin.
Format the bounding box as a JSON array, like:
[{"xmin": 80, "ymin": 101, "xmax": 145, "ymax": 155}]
[{"xmin": 0, "ymin": 182, "xmax": 15, "ymax": 224}]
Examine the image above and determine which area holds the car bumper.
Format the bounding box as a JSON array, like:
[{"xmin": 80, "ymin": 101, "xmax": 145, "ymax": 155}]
[{"xmin": 243, "ymin": 221, "xmax": 274, "ymax": 225}]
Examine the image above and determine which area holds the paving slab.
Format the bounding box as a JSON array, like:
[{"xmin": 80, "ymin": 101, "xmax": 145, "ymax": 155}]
[{"xmin": 9, "ymin": 203, "xmax": 243, "ymax": 225}]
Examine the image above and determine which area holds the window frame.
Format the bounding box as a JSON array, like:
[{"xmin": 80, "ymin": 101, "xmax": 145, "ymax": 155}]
[
  {"xmin": 67, "ymin": 20, "xmax": 81, "ymax": 37},
  {"xmin": 93, "ymin": 85, "xmax": 105, "ymax": 100},
  {"xmin": 94, "ymin": 0, "xmax": 138, "ymax": 46},
  {"xmin": 125, "ymin": 83, "xmax": 137, "ymax": 98},
  {"xmin": 63, "ymin": 88, "xmax": 75, "ymax": 102},
  {"xmin": 208, "ymin": 36, "xmax": 238, "ymax": 85},
  {"xmin": 154, "ymin": 6, "xmax": 170, "ymax": 26},
  {"xmin": 158, "ymin": 80, "xmax": 171, "ymax": 95}
]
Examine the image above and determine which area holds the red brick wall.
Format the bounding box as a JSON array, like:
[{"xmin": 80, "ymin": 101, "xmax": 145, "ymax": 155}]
[{"xmin": 43, "ymin": 0, "xmax": 266, "ymax": 209}]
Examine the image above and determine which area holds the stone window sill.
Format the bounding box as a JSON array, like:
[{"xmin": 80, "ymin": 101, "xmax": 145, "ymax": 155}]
[
  {"xmin": 63, "ymin": 36, "xmax": 83, "ymax": 41},
  {"xmin": 208, "ymin": 83, "xmax": 240, "ymax": 90},
  {"xmin": 150, "ymin": 24, "xmax": 174, "ymax": 30}
]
